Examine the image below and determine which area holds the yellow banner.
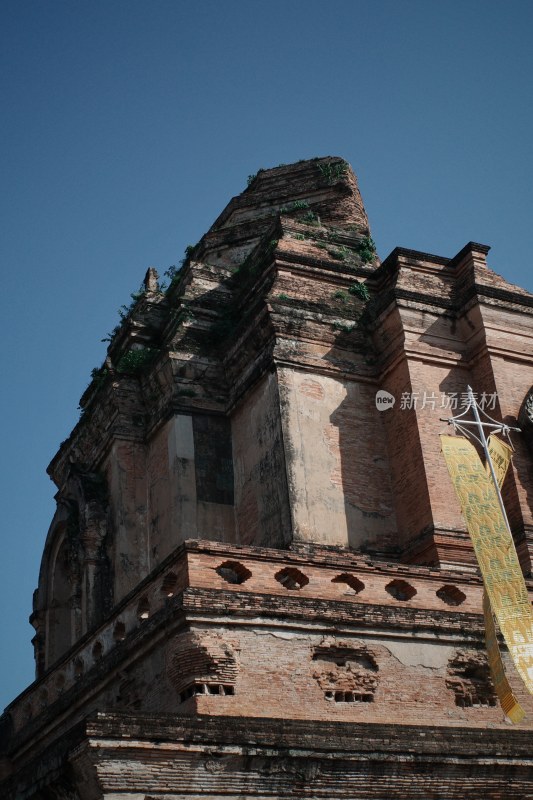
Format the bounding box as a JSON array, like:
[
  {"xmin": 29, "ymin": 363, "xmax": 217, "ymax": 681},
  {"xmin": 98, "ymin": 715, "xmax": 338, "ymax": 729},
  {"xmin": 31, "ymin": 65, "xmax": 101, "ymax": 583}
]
[
  {"xmin": 487, "ymin": 434, "xmax": 513, "ymax": 490},
  {"xmin": 441, "ymin": 434, "xmax": 533, "ymax": 704},
  {"xmin": 483, "ymin": 590, "xmax": 525, "ymax": 722},
  {"xmin": 482, "ymin": 435, "xmax": 525, "ymax": 721}
]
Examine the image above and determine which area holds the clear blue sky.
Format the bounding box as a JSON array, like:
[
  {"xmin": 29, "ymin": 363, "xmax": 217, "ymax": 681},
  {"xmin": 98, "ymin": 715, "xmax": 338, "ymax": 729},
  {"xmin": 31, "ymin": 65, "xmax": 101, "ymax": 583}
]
[{"xmin": 1, "ymin": 0, "xmax": 532, "ymax": 711}]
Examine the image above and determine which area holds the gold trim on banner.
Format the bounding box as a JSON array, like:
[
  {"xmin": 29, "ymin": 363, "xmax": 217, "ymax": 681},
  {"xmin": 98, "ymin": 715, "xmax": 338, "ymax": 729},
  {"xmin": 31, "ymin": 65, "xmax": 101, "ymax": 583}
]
[{"xmin": 440, "ymin": 434, "xmax": 533, "ymax": 710}]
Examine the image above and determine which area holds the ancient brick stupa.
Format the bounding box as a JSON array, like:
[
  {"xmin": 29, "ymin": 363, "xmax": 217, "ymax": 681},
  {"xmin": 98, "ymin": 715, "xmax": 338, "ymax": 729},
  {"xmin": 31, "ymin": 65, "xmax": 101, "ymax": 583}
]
[{"xmin": 1, "ymin": 157, "xmax": 533, "ymax": 798}]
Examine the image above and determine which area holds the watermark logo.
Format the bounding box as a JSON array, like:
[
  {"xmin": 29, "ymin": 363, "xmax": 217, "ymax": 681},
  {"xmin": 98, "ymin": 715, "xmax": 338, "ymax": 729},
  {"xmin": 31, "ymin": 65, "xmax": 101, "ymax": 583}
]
[
  {"xmin": 375, "ymin": 390, "xmax": 396, "ymax": 411},
  {"xmin": 375, "ymin": 389, "xmax": 498, "ymax": 412},
  {"xmin": 399, "ymin": 391, "xmax": 497, "ymax": 412}
]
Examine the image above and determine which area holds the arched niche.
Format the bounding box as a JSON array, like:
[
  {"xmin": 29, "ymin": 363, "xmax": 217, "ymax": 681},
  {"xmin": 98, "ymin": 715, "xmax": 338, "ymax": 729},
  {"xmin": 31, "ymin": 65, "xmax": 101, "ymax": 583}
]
[
  {"xmin": 45, "ymin": 524, "xmax": 76, "ymax": 667},
  {"xmin": 519, "ymin": 387, "xmax": 533, "ymax": 456},
  {"xmin": 32, "ymin": 462, "xmax": 113, "ymax": 674},
  {"xmin": 32, "ymin": 506, "xmax": 73, "ymax": 675}
]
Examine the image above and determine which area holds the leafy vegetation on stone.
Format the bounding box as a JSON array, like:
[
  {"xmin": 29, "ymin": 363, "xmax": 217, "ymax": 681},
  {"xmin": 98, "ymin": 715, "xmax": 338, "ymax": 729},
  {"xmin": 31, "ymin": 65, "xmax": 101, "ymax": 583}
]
[
  {"xmin": 333, "ymin": 290, "xmax": 349, "ymax": 301},
  {"xmin": 349, "ymin": 281, "xmax": 371, "ymax": 302},
  {"xmin": 101, "ymin": 280, "xmax": 148, "ymax": 343},
  {"xmin": 279, "ymin": 200, "xmax": 310, "ymax": 214},
  {"xmin": 246, "ymin": 168, "xmax": 264, "ymax": 187},
  {"xmin": 163, "ymin": 245, "xmax": 197, "ymax": 294},
  {"xmin": 357, "ymin": 236, "xmax": 376, "ymax": 264},
  {"xmin": 163, "ymin": 264, "xmax": 181, "ymax": 291},
  {"xmin": 115, "ymin": 348, "xmax": 158, "ymax": 374},
  {"xmin": 90, "ymin": 366, "xmax": 110, "ymax": 389},
  {"xmin": 116, "ymin": 283, "xmax": 145, "ymax": 321},
  {"xmin": 300, "ymin": 211, "xmax": 320, "ymax": 225},
  {"xmin": 183, "ymin": 245, "xmax": 196, "ymax": 261},
  {"xmin": 317, "ymin": 161, "xmax": 348, "ymax": 183}
]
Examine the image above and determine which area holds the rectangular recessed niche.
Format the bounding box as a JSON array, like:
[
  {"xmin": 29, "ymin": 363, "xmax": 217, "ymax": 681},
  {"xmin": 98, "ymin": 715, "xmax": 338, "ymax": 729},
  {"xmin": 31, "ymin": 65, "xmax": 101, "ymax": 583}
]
[
  {"xmin": 326, "ymin": 690, "xmax": 374, "ymax": 703},
  {"xmin": 179, "ymin": 683, "xmax": 235, "ymax": 702}
]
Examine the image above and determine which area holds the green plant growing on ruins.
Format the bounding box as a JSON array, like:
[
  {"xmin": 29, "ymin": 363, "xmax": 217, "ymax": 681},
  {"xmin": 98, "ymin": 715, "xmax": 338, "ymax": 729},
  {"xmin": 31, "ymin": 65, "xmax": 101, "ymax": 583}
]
[
  {"xmin": 333, "ymin": 290, "xmax": 349, "ymax": 301},
  {"xmin": 349, "ymin": 281, "xmax": 371, "ymax": 302},
  {"xmin": 246, "ymin": 168, "xmax": 264, "ymax": 187},
  {"xmin": 338, "ymin": 245, "xmax": 353, "ymax": 259},
  {"xmin": 301, "ymin": 211, "xmax": 319, "ymax": 225},
  {"xmin": 327, "ymin": 244, "xmax": 355, "ymax": 261},
  {"xmin": 101, "ymin": 324, "xmax": 121, "ymax": 343},
  {"xmin": 317, "ymin": 161, "xmax": 348, "ymax": 183},
  {"xmin": 115, "ymin": 347, "xmax": 158, "ymax": 374},
  {"xmin": 116, "ymin": 282, "xmax": 146, "ymax": 321},
  {"xmin": 118, "ymin": 304, "xmax": 130, "ymax": 321},
  {"xmin": 279, "ymin": 200, "xmax": 310, "ymax": 214},
  {"xmin": 101, "ymin": 277, "xmax": 151, "ymax": 343},
  {"xmin": 90, "ymin": 366, "xmax": 110, "ymax": 389},
  {"xmin": 357, "ymin": 236, "xmax": 376, "ymax": 264},
  {"xmin": 161, "ymin": 247, "xmax": 197, "ymax": 293},
  {"xmin": 163, "ymin": 264, "xmax": 182, "ymax": 292},
  {"xmin": 277, "ymin": 293, "xmax": 290, "ymax": 300},
  {"xmin": 180, "ymin": 244, "xmax": 197, "ymax": 267}
]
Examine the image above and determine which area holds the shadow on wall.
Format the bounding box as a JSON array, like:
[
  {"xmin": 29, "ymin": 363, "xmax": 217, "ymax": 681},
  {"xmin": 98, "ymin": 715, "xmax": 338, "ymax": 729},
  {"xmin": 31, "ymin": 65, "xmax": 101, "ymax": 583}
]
[{"xmin": 329, "ymin": 379, "xmax": 399, "ymax": 554}]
